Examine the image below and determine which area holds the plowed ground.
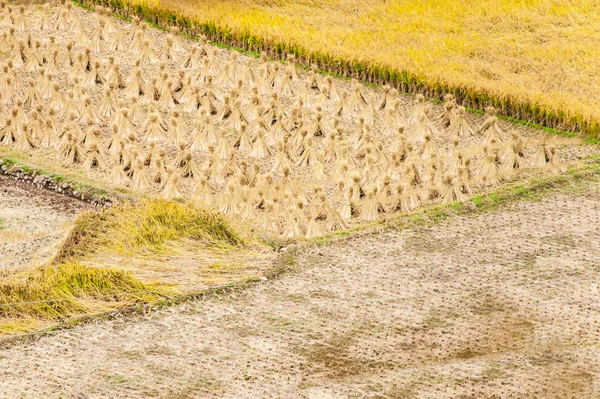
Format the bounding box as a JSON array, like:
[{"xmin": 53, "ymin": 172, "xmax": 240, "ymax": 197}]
[{"xmin": 1, "ymin": 187, "xmax": 599, "ymax": 398}]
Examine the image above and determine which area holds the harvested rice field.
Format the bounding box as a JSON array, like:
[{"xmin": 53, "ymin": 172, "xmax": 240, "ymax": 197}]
[
  {"xmin": 0, "ymin": 2, "xmax": 596, "ymax": 239},
  {"xmin": 1, "ymin": 188, "xmax": 600, "ymax": 397},
  {"xmin": 0, "ymin": 174, "xmax": 87, "ymax": 270},
  {"xmin": 95, "ymin": 0, "xmax": 600, "ymax": 135},
  {"xmin": 1, "ymin": 0, "xmax": 600, "ymax": 397}
]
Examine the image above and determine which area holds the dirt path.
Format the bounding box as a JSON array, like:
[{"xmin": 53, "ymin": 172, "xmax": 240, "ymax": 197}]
[
  {"xmin": 0, "ymin": 175, "xmax": 88, "ymax": 271},
  {"xmin": 1, "ymin": 189, "xmax": 600, "ymax": 398}
]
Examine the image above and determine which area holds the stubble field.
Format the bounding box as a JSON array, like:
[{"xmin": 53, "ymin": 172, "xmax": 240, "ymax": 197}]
[{"xmin": 1, "ymin": 187, "xmax": 600, "ymax": 398}]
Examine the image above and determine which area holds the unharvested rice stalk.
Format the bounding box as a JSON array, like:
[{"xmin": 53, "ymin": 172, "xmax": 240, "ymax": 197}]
[{"xmin": 82, "ymin": 0, "xmax": 600, "ymax": 138}]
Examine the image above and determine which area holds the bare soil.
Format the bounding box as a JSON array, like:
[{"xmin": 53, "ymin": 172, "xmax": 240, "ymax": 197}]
[
  {"xmin": 1, "ymin": 188, "xmax": 599, "ymax": 398},
  {"xmin": 0, "ymin": 175, "xmax": 88, "ymax": 271}
]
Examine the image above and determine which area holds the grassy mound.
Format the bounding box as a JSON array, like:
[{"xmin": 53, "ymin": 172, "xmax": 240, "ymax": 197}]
[{"xmin": 54, "ymin": 199, "xmax": 246, "ymax": 263}]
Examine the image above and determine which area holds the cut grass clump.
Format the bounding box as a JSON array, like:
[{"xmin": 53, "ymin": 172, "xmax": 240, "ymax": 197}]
[
  {"xmin": 0, "ymin": 199, "xmax": 253, "ymax": 333},
  {"xmin": 0, "ymin": 263, "xmax": 156, "ymax": 320},
  {"xmin": 54, "ymin": 199, "xmax": 246, "ymax": 263}
]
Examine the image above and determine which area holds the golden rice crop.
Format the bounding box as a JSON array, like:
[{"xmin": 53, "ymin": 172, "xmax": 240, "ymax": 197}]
[
  {"xmin": 0, "ymin": 2, "xmax": 594, "ymax": 241},
  {"xmin": 96, "ymin": 0, "xmax": 600, "ymax": 136},
  {"xmin": 0, "ymin": 263, "xmax": 156, "ymax": 320},
  {"xmin": 53, "ymin": 199, "xmax": 246, "ymax": 263}
]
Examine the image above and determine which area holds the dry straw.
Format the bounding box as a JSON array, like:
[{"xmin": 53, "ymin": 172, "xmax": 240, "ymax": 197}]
[{"xmin": 0, "ymin": 2, "xmax": 584, "ymax": 242}]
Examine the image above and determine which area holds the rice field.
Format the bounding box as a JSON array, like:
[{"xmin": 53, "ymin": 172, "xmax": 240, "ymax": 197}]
[
  {"xmin": 84, "ymin": 0, "xmax": 600, "ymax": 136},
  {"xmin": 0, "ymin": 1, "xmax": 595, "ymax": 241},
  {"xmin": 1, "ymin": 1, "xmax": 600, "ymax": 397},
  {"xmin": 3, "ymin": 187, "xmax": 600, "ymax": 397}
]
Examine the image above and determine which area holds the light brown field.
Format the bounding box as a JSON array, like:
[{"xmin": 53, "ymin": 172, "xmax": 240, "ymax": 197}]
[
  {"xmin": 1, "ymin": 187, "xmax": 599, "ymax": 398},
  {"xmin": 0, "ymin": 174, "xmax": 88, "ymax": 271}
]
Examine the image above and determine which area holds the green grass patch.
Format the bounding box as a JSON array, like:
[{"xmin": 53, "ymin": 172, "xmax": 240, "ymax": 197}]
[
  {"xmin": 472, "ymin": 196, "xmax": 486, "ymax": 208},
  {"xmin": 0, "ymin": 149, "xmax": 112, "ymax": 199}
]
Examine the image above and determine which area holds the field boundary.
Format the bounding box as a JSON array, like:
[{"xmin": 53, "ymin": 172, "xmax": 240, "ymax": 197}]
[
  {"xmin": 75, "ymin": 0, "xmax": 599, "ymax": 138},
  {"xmin": 0, "ymin": 154, "xmax": 119, "ymax": 207},
  {"xmin": 307, "ymin": 156, "xmax": 600, "ymax": 249}
]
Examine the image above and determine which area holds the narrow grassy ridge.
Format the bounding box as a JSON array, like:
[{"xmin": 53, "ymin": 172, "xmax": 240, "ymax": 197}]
[
  {"xmin": 0, "ymin": 146, "xmax": 115, "ymax": 203},
  {"xmin": 312, "ymin": 155, "xmax": 600, "ymax": 245}
]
